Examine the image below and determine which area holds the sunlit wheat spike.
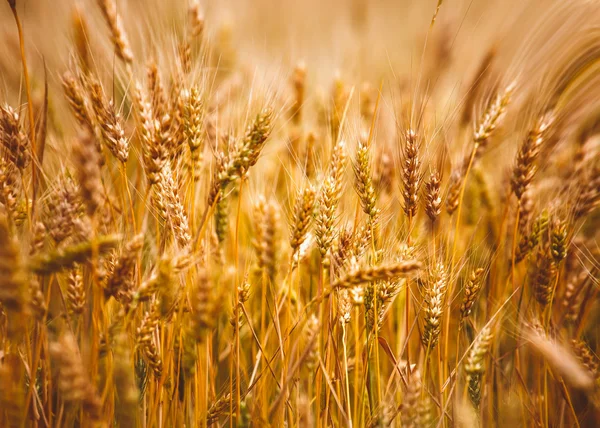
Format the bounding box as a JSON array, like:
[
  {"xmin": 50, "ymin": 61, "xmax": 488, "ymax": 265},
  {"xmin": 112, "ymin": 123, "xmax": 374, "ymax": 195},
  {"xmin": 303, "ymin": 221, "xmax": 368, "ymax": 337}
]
[
  {"xmin": 43, "ymin": 176, "xmax": 81, "ymax": 245},
  {"xmin": 550, "ymin": 217, "xmax": 568, "ymax": 263},
  {"xmin": 137, "ymin": 299, "xmax": 163, "ymax": 378},
  {"xmin": 0, "ymin": 157, "xmax": 21, "ymax": 222},
  {"xmin": 316, "ymin": 139, "xmax": 347, "ymax": 259},
  {"xmin": 62, "ymin": 72, "xmax": 93, "ymax": 131},
  {"xmin": 531, "ymin": 246, "xmax": 557, "ymax": 307},
  {"xmin": 97, "ymin": 0, "xmax": 134, "ymax": 63},
  {"xmin": 511, "ymin": 114, "xmax": 553, "ymax": 200},
  {"xmin": 422, "ymin": 262, "xmax": 448, "ymax": 350},
  {"xmin": 105, "ymin": 234, "xmax": 143, "ymax": 302},
  {"xmin": 401, "ymin": 129, "xmax": 421, "ymax": 219},
  {"xmin": 460, "ymin": 267, "xmax": 485, "ymax": 324},
  {"xmin": 253, "ymin": 196, "xmax": 281, "ymax": 282},
  {"xmin": 465, "ymin": 325, "xmax": 494, "ymax": 408},
  {"xmin": 354, "ymin": 134, "xmax": 379, "ymax": 219},
  {"xmin": 0, "ymin": 104, "xmax": 29, "ymax": 170},
  {"xmin": 473, "ymin": 82, "xmax": 516, "ymax": 149},
  {"xmin": 155, "ymin": 163, "xmax": 192, "ymax": 249},
  {"xmin": 1, "ymin": 1, "xmax": 600, "ymax": 425},
  {"xmin": 179, "ymin": 86, "xmax": 205, "ymax": 157},
  {"xmin": 133, "ymin": 81, "xmax": 168, "ymax": 185},
  {"xmin": 66, "ymin": 267, "xmax": 85, "ymax": 316},
  {"xmin": 424, "ymin": 169, "xmax": 442, "ymax": 222},
  {"xmin": 207, "ymin": 108, "xmax": 274, "ymax": 210},
  {"xmin": 87, "ymin": 88, "xmax": 129, "ymax": 161},
  {"xmin": 446, "ymin": 170, "xmax": 462, "ymax": 215}
]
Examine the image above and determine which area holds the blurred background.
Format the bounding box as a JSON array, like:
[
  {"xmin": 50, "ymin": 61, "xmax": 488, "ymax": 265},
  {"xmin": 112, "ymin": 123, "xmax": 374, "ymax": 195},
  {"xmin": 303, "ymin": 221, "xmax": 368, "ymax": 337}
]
[
  {"xmin": 0, "ymin": 0, "xmax": 557, "ymax": 94},
  {"xmin": 0, "ymin": 0, "xmax": 595, "ymax": 174}
]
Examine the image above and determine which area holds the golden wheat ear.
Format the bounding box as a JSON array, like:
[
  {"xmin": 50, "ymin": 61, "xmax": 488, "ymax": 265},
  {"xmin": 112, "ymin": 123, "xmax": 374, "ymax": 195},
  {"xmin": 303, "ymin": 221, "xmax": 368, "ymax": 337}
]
[
  {"xmin": 464, "ymin": 325, "xmax": 494, "ymax": 408},
  {"xmin": 421, "ymin": 262, "xmax": 448, "ymax": 350},
  {"xmin": 50, "ymin": 332, "xmax": 103, "ymax": 421},
  {"xmin": 97, "ymin": 0, "xmax": 133, "ymax": 64}
]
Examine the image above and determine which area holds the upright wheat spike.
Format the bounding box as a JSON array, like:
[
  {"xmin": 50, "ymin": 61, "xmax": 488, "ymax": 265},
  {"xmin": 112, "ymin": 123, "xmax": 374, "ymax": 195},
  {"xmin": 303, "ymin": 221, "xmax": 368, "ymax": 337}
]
[
  {"xmin": 50, "ymin": 332, "xmax": 103, "ymax": 420},
  {"xmin": 253, "ymin": 196, "xmax": 280, "ymax": 282},
  {"xmin": 517, "ymin": 209, "xmax": 549, "ymax": 263},
  {"xmin": 401, "ymin": 129, "xmax": 421, "ymax": 220},
  {"xmin": 354, "ymin": 134, "xmax": 379, "ymax": 220},
  {"xmin": 291, "ymin": 62, "xmax": 306, "ymax": 125},
  {"xmin": 155, "ymin": 163, "xmax": 192, "ymax": 249},
  {"xmin": 66, "ymin": 267, "xmax": 85, "ymax": 316},
  {"xmin": 290, "ymin": 184, "xmax": 316, "ymax": 259},
  {"xmin": 550, "ymin": 218, "xmax": 567, "ymax": 264},
  {"xmin": 531, "ymin": 246, "xmax": 557, "ymax": 307},
  {"xmin": 422, "ymin": 262, "xmax": 448, "ymax": 350},
  {"xmin": 97, "ymin": 0, "xmax": 133, "ymax": 63},
  {"xmin": 179, "ymin": 86, "xmax": 205, "ymax": 168},
  {"xmin": 137, "ymin": 299, "xmax": 163, "ymax": 378},
  {"xmin": 511, "ymin": 114, "xmax": 553, "ymax": 199},
  {"xmin": 29, "ymin": 221, "xmax": 47, "ymax": 256},
  {"xmin": 105, "ymin": 234, "xmax": 143, "ymax": 303},
  {"xmin": 147, "ymin": 62, "xmax": 166, "ymax": 121},
  {"xmin": 424, "ymin": 169, "xmax": 442, "ymax": 223},
  {"xmin": 207, "ymin": 108, "xmax": 273, "ymax": 207},
  {"xmin": 62, "ymin": 72, "xmax": 94, "ymax": 131},
  {"xmin": 315, "ymin": 139, "xmax": 347, "ymax": 259},
  {"xmin": 72, "ymin": 131, "xmax": 103, "ymax": 217},
  {"xmin": 0, "ymin": 158, "xmax": 20, "ymax": 222},
  {"xmin": 0, "ymin": 104, "xmax": 29, "ymax": 170},
  {"xmin": 29, "ymin": 277, "xmax": 46, "ymax": 320},
  {"xmin": 460, "ymin": 268, "xmax": 485, "ymax": 325},
  {"xmin": 133, "ymin": 81, "xmax": 168, "ymax": 185},
  {"xmin": 401, "ymin": 369, "xmax": 434, "ymax": 427},
  {"xmin": 574, "ymin": 164, "xmax": 600, "ymax": 219},
  {"xmin": 465, "ymin": 325, "xmax": 494, "ymax": 408},
  {"xmin": 43, "ymin": 177, "xmax": 81, "ymax": 245},
  {"xmin": 472, "ymin": 82, "xmax": 515, "ymax": 158},
  {"xmin": 87, "ymin": 78, "xmax": 129, "ymax": 163},
  {"xmin": 367, "ymin": 278, "xmax": 404, "ymax": 331},
  {"xmin": 190, "ymin": 265, "xmax": 220, "ymax": 342},
  {"xmin": 446, "ymin": 170, "xmax": 462, "ymax": 215}
]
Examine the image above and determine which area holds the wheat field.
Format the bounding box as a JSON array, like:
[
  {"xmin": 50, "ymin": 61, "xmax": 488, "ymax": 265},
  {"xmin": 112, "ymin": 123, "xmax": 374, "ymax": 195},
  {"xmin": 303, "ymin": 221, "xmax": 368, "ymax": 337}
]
[{"xmin": 0, "ymin": 0, "xmax": 599, "ymax": 426}]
